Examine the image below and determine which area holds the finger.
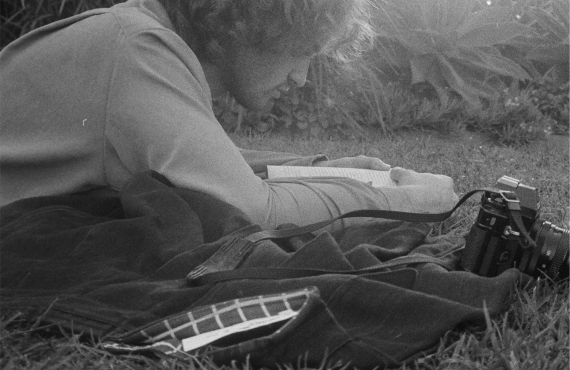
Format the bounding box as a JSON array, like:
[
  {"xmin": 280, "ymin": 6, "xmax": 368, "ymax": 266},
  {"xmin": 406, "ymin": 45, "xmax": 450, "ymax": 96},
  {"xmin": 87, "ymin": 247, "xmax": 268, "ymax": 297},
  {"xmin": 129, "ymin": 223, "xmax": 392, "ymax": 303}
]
[
  {"xmin": 389, "ymin": 167, "xmax": 413, "ymax": 183},
  {"xmin": 352, "ymin": 155, "xmax": 390, "ymax": 170},
  {"xmin": 366, "ymin": 157, "xmax": 391, "ymax": 171},
  {"xmin": 314, "ymin": 158, "xmax": 350, "ymax": 168}
]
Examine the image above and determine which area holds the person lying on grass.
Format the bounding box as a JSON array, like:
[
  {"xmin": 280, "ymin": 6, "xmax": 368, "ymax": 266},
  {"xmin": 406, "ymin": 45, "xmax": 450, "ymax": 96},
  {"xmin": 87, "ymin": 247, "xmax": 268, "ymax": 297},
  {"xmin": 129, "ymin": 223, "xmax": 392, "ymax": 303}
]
[{"xmin": 0, "ymin": 0, "xmax": 458, "ymax": 230}]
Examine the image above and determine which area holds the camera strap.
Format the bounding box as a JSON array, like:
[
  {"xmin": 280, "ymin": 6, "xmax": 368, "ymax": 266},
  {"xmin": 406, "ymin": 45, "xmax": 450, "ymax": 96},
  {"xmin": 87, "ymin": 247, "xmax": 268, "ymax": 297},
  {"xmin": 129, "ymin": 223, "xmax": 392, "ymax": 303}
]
[
  {"xmin": 186, "ymin": 188, "xmax": 538, "ymax": 286},
  {"xmin": 186, "ymin": 246, "xmax": 464, "ymax": 285},
  {"xmin": 495, "ymin": 190, "xmax": 536, "ymax": 249},
  {"xmin": 241, "ymin": 189, "xmax": 483, "ymax": 244},
  {"xmin": 187, "ymin": 189, "xmax": 489, "ymax": 286}
]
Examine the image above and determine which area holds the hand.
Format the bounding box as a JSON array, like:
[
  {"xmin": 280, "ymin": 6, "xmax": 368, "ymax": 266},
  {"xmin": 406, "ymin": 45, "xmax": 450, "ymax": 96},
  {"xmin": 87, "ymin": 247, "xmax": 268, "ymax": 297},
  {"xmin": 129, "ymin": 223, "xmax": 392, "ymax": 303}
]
[
  {"xmin": 390, "ymin": 167, "xmax": 459, "ymax": 213},
  {"xmin": 314, "ymin": 155, "xmax": 391, "ymax": 171}
]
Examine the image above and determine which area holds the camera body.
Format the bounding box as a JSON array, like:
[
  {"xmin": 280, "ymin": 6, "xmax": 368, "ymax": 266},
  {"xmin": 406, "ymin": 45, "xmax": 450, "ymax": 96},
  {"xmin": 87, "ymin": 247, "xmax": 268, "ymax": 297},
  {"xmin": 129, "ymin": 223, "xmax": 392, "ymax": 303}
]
[{"xmin": 461, "ymin": 176, "xmax": 569, "ymax": 280}]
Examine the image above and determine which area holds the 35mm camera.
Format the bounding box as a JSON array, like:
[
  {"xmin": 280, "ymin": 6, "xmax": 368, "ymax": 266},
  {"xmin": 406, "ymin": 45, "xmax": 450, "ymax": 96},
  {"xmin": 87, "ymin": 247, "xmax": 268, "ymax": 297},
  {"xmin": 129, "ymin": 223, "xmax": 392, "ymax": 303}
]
[{"xmin": 461, "ymin": 176, "xmax": 569, "ymax": 280}]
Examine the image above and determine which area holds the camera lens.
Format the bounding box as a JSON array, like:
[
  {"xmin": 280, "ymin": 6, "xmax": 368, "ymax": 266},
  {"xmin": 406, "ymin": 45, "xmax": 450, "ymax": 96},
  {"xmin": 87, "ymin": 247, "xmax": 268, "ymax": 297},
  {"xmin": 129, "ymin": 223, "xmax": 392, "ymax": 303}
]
[{"xmin": 526, "ymin": 221, "xmax": 569, "ymax": 280}]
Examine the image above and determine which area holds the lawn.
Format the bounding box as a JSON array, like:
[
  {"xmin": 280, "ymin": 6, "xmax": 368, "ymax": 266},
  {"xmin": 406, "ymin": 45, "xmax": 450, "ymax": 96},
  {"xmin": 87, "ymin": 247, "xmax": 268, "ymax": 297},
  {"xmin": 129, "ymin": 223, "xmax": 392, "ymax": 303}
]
[{"xmin": 1, "ymin": 129, "xmax": 568, "ymax": 369}]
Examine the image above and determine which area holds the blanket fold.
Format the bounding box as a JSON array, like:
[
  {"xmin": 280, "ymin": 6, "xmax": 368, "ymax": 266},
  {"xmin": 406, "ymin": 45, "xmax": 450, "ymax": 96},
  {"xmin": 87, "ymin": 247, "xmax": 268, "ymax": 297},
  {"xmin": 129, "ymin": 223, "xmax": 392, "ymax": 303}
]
[{"xmin": 0, "ymin": 171, "xmax": 523, "ymax": 369}]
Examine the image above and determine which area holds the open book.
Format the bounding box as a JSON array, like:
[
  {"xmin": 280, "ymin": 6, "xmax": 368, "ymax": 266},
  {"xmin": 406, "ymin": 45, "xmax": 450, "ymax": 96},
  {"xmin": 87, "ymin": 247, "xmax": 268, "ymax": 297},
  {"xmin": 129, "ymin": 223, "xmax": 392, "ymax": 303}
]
[{"xmin": 267, "ymin": 165, "xmax": 397, "ymax": 188}]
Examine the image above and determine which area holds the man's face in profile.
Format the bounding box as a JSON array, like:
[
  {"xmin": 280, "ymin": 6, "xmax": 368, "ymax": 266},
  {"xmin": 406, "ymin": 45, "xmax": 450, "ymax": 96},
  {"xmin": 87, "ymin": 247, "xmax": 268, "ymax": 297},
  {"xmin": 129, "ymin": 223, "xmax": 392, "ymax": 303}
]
[{"xmin": 221, "ymin": 46, "xmax": 311, "ymax": 111}]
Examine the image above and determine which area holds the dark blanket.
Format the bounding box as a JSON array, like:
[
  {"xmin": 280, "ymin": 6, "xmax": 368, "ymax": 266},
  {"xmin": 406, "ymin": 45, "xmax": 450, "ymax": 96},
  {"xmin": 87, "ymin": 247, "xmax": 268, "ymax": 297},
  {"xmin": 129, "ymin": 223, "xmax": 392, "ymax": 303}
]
[{"xmin": 0, "ymin": 171, "xmax": 523, "ymax": 369}]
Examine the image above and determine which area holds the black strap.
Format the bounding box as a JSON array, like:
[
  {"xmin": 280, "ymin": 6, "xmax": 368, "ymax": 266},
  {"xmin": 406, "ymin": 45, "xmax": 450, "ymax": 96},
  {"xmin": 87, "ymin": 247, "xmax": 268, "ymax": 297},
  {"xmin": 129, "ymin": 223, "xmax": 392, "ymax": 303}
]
[
  {"xmin": 186, "ymin": 190, "xmax": 489, "ymax": 286},
  {"xmin": 498, "ymin": 191, "xmax": 537, "ymax": 248},
  {"xmin": 243, "ymin": 189, "xmax": 487, "ymax": 243},
  {"xmin": 188, "ymin": 250, "xmax": 463, "ymax": 286}
]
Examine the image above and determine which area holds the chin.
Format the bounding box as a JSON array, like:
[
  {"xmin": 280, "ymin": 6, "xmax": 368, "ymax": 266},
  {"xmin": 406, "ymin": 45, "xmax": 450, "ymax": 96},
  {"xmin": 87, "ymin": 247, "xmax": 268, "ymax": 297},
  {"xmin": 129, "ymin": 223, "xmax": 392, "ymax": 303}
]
[{"xmin": 237, "ymin": 96, "xmax": 273, "ymax": 112}]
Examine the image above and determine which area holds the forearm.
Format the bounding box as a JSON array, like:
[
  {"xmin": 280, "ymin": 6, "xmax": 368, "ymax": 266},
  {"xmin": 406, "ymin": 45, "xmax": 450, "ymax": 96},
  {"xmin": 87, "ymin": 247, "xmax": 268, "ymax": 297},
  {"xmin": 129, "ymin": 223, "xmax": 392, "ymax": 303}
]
[
  {"xmin": 254, "ymin": 174, "xmax": 457, "ymax": 230},
  {"xmin": 242, "ymin": 177, "xmax": 417, "ymax": 231}
]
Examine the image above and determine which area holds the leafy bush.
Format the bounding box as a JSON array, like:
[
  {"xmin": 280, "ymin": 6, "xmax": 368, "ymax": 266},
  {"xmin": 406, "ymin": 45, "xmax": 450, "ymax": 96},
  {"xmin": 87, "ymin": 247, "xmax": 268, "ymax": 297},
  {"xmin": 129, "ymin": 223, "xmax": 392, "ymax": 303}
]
[
  {"xmin": 528, "ymin": 80, "xmax": 569, "ymax": 134},
  {"xmin": 369, "ymin": 0, "xmax": 533, "ymax": 106},
  {"xmin": 511, "ymin": 0, "xmax": 569, "ymax": 83},
  {"xmin": 460, "ymin": 84, "xmax": 559, "ymax": 145},
  {"xmin": 200, "ymin": 0, "xmax": 554, "ymax": 139}
]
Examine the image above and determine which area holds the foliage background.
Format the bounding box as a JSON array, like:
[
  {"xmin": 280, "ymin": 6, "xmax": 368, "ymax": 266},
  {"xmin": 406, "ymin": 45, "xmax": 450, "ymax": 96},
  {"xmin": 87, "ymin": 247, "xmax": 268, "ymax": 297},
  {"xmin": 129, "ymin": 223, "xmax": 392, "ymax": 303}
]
[
  {"xmin": 214, "ymin": 0, "xmax": 569, "ymax": 144},
  {"xmin": 2, "ymin": 0, "xmax": 567, "ymax": 144},
  {"xmin": 0, "ymin": 1, "xmax": 568, "ymax": 369}
]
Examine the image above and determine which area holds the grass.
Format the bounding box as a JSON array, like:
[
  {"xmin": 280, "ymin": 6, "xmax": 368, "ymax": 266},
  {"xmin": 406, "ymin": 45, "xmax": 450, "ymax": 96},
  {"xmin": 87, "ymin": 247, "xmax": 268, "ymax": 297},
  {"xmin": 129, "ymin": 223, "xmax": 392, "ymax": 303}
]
[
  {"xmin": 1, "ymin": 129, "xmax": 568, "ymax": 369},
  {"xmin": 1, "ymin": 0, "xmax": 567, "ymax": 368}
]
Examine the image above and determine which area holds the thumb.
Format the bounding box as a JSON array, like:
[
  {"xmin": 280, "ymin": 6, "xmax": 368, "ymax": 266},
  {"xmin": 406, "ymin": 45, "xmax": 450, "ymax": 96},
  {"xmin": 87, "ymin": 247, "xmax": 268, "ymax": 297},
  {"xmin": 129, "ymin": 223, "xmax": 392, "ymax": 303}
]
[
  {"xmin": 389, "ymin": 167, "xmax": 409, "ymax": 183},
  {"xmin": 363, "ymin": 156, "xmax": 391, "ymax": 171}
]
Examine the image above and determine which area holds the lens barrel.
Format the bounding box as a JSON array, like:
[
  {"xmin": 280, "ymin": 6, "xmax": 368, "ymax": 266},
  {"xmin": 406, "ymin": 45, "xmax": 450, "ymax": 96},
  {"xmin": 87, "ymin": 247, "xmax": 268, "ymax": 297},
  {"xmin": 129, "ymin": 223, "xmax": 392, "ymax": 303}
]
[{"xmin": 527, "ymin": 220, "xmax": 569, "ymax": 280}]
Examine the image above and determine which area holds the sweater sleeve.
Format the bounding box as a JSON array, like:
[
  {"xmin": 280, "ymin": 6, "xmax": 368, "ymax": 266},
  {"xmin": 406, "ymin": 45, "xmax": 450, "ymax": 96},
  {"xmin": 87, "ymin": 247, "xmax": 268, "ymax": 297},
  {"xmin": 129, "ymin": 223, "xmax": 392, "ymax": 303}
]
[{"xmin": 105, "ymin": 29, "xmax": 413, "ymax": 230}]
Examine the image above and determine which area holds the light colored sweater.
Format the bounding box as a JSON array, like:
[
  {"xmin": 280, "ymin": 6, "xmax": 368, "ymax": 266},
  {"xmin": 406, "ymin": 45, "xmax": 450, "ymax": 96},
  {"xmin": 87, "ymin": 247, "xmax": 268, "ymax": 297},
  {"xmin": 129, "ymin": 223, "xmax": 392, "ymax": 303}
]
[{"xmin": 0, "ymin": 0, "xmax": 410, "ymax": 229}]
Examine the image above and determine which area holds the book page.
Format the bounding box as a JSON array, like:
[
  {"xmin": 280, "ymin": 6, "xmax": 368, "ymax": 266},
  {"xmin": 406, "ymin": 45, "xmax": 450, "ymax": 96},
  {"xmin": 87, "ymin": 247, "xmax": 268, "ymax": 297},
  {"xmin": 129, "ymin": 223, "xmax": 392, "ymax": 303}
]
[{"xmin": 267, "ymin": 166, "xmax": 397, "ymax": 188}]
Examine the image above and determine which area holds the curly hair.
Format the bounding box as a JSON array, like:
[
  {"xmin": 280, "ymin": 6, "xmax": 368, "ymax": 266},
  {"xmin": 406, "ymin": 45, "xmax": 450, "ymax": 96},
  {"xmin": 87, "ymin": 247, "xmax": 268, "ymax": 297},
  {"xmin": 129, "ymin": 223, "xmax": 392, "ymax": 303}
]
[{"xmin": 158, "ymin": 0, "xmax": 375, "ymax": 63}]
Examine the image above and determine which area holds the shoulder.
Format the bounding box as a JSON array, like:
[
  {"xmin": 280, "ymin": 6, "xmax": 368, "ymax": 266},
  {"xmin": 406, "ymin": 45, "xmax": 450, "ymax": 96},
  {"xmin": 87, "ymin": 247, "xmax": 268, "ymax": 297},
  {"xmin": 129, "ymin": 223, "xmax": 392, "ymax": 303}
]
[
  {"xmin": 108, "ymin": 1, "xmax": 174, "ymax": 38},
  {"xmin": 107, "ymin": 1, "xmax": 203, "ymax": 75},
  {"xmin": 105, "ymin": 3, "xmax": 210, "ymax": 99}
]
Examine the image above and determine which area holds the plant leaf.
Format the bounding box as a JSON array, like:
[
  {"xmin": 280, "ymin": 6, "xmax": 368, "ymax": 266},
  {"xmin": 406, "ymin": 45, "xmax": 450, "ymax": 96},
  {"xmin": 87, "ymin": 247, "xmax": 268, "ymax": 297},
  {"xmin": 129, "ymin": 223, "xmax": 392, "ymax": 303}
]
[
  {"xmin": 410, "ymin": 54, "xmax": 448, "ymax": 88},
  {"xmin": 526, "ymin": 43, "xmax": 570, "ymax": 65},
  {"xmin": 509, "ymin": 35, "xmax": 558, "ymax": 52},
  {"xmin": 456, "ymin": 6, "xmax": 516, "ymax": 36},
  {"xmin": 459, "ymin": 22, "xmax": 531, "ymax": 47},
  {"xmin": 527, "ymin": 7, "xmax": 568, "ymax": 41},
  {"xmin": 435, "ymin": 54, "xmax": 499, "ymax": 104},
  {"xmin": 396, "ymin": 31, "xmax": 437, "ymax": 55},
  {"xmin": 552, "ymin": 0, "xmax": 569, "ymax": 29},
  {"xmin": 441, "ymin": 0, "xmax": 473, "ymax": 32},
  {"xmin": 458, "ymin": 47, "xmax": 531, "ymax": 80}
]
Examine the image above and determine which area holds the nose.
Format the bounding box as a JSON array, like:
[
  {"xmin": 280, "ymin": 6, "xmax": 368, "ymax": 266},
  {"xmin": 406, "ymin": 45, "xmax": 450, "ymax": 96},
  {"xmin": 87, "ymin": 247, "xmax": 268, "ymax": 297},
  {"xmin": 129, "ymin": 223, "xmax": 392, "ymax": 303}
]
[{"xmin": 288, "ymin": 58, "xmax": 310, "ymax": 88}]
